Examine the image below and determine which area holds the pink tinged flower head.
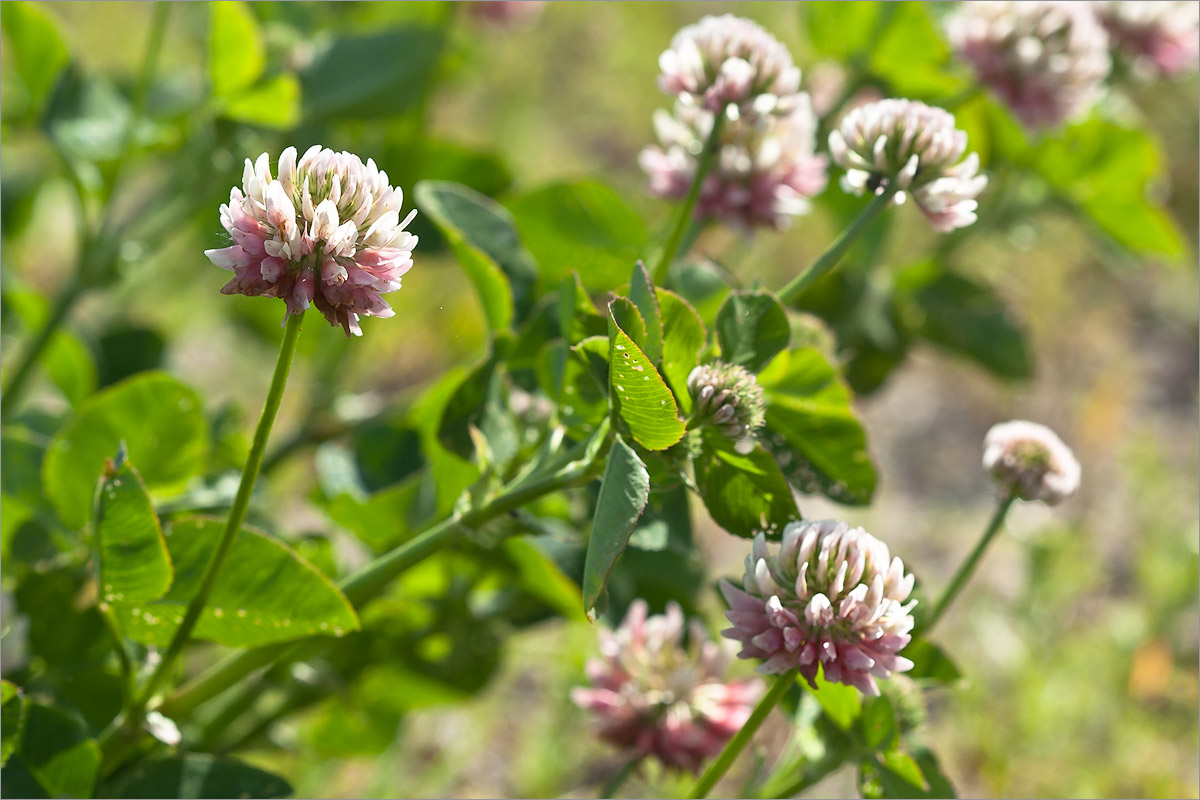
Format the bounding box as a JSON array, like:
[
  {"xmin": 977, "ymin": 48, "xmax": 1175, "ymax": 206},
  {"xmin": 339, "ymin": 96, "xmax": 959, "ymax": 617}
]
[
  {"xmin": 1093, "ymin": 1, "xmax": 1200, "ymax": 78},
  {"xmin": 719, "ymin": 520, "xmax": 917, "ymax": 696},
  {"xmin": 946, "ymin": 1, "xmax": 1111, "ymax": 129},
  {"xmin": 829, "ymin": 98, "xmax": 987, "ymax": 233},
  {"xmin": 639, "ymin": 96, "xmax": 828, "ymax": 231},
  {"xmin": 571, "ymin": 599, "xmax": 765, "ymax": 773},
  {"xmin": 467, "ymin": 0, "xmax": 546, "ymax": 27},
  {"xmin": 983, "ymin": 420, "xmax": 1081, "ymax": 505},
  {"xmin": 658, "ymin": 14, "xmax": 802, "ymax": 117},
  {"xmin": 204, "ymin": 145, "xmax": 418, "ymax": 337}
]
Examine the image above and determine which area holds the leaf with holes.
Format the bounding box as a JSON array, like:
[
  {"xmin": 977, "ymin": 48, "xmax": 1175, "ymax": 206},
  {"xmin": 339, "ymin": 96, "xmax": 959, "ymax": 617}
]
[
  {"xmin": 628, "ymin": 262, "xmax": 663, "ymax": 364},
  {"xmin": 608, "ymin": 308, "xmax": 685, "ymax": 451},
  {"xmin": 94, "ymin": 460, "xmax": 172, "ymax": 604},
  {"xmin": 110, "ymin": 518, "xmax": 359, "ymax": 647}
]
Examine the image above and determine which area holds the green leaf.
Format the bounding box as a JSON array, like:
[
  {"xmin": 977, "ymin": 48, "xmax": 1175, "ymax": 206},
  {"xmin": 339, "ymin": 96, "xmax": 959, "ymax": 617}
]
[
  {"xmin": 95, "ymin": 325, "xmax": 165, "ymax": 389},
  {"xmin": 549, "ymin": 342, "xmax": 609, "ymax": 438},
  {"xmin": 556, "ymin": 272, "xmax": 606, "ymax": 345},
  {"xmin": 506, "ymin": 181, "xmax": 648, "ymax": 292},
  {"xmin": 209, "ymin": 1, "xmax": 264, "ymax": 99},
  {"xmin": 104, "ymin": 754, "xmax": 292, "ymax": 799},
  {"xmin": 503, "ymin": 537, "xmax": 587, "ymax": 623},
  {"xmin": 608, "ymin": 296, "xmax": 649, "ymax": 358},
  {"xmin": 572, "ymin": 335, "xmax": 611, "ymax": 393},
  {"xmin": 860, "ymin": 695, "xmax": 899, "ymax": 752},
  {"xmin": 1, "ymin": 681, "xmax": 26, "ymax": 767},
  {"xmin": 902, "ymin": 638, "xmax": 962, "ymax": 685},
  {"xmin": 43, "ymin": 372, "xmax": 208, "ymax": 529},
  {"xmin": 629, "ymin": 262, "xmax": 663, "ymax": 365},
  {"xmin": 608, "ymin": 308, "xmax": 686, "ymax": 451},
  {"xmin": 581, "ymin": 436, "xmax": 650, "ymax": 618},
  {"xmin": 111, "ymin": 517, "xmax": 359, "ymax": 647},
  {"xmin": 695, "ymin": 436, "xmax": 800, "ymax": 538},
  {"xmin": 220, "ymin": 73, "xmax": 300, "ymax": 129},
  {"xmin": 2, "ymin": 428, "xmax": 49, "ymax": 515},
  {"xmin": 322, "ymin": 476, "xmax": 421, "ymax": 552},
  {"xmin": 759, "ymin": 349, "xmax": 876, "ymax": 505},
  {"xmin": 415, "ymin": 181, "xmax": 537, "ymax": 328},
  {"xmin": 657, "ymin": 289, "xmax": 707, "ymax": 411},
  {"xmin": 3, "ymin": 287, "xmax": 97, "ymax": 407},
  {"xmin": 1036, "ymin": 119, "xmax": 1186, "ymax": 258},
  {"xmin": 715, "ymin": 290, "xmax": 790, "ymax": 374},
  {"xmin": 3, "ymin": 702, "xmax": 99, "ymax": 799},
  {"xmin": 869, "ymin": 2, "xmax": 965, "ymax": 96},
  {"xmin": 895, "ymin": 261, "xmax": 1032, "ymax": 379},
  {"xmin": 809, "ymin": 671, "xmax": 862, "ymax": 731},
  {"xmin": 861, "ymin": 750, "xmax": 933, "ymax": 798},
  {"xmin": 94, "ymin": 460, "xmax": 172, "ymax": 604},
  {"xmin": 910, "ymin": 746, "xmax": 957, "ymax": 797},
  {"xmin": 414, "ymin": 140, "xmax": 513, "ymax": 199},
  {"xmin": 0, "ymin": 1, "xmax": 69, "ymax": 118},
  {"xmin": 437, "ymin": 336, "xmax": 515, "ymax": 461},
  {"xmin": 801, "ymin": 2, "xmax": 881, "ymax": 60},
  {"xmin": 301, "ymin": 27, "xmax": 444, "ymax": 119}
]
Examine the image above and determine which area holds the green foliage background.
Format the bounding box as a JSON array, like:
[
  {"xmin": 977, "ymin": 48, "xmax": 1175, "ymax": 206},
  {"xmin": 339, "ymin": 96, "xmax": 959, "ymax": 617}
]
[{"xmin": 1, "ymin": 2, "xmax": 1197, "ymax": 798}]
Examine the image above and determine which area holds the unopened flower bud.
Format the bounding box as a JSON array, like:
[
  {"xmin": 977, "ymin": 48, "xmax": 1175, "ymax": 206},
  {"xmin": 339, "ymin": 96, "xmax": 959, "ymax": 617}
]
[{"xmin": 686, "ymin": 362, "xmax": 766, "ymax": 442}]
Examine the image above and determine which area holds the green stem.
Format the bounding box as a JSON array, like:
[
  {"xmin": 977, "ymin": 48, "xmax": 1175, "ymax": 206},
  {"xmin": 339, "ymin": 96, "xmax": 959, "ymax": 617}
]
[
  {"xmin": 652, "ymin": 110, "xmax": 727, "ymax": 285},
  {"xmin": 778, "ymin": 184, "xmax": 898, "ymax": 305},
  {"xmin": 925, "ymin": 491, "xmax": 1018, "ymax": 633},
  {"xmin": 599, "ymin": 758, "xmax": 638, "ymax": 799},
  {"xmin": 133, "ymin": 313, "xmax": 306, "ymax": 713},
  {"xmin": 0, "ymin": 282, "xmax": 84, "ymax": 422},
  {"xmin": 688, "ymin": 671, "xmax": 796, "ymax": 799}
]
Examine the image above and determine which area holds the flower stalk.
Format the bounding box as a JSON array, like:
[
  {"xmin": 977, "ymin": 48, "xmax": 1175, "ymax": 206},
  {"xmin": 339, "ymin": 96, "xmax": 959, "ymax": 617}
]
[
  {"xmin": 778, "ymin": 183, "xmax": 898, "ymax": 304},
  {"xmin": 651, "ymin": 110, "xmax": 726, "ymax": 285},
  {"xmin": 924, "ymin": 490, "xmax": 1017, "ymax": 633},
  {"xmin": 688, "ymin": 670, "xmax": 797, "ymax": 799}
]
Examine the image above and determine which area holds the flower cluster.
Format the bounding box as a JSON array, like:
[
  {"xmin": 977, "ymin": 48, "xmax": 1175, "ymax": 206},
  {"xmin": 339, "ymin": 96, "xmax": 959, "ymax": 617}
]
[
  {"xmin": 644, "ymin": 15, "xmax": 827, "ymax": 231},
  {"xmin": 205, "ymin": 146, "xmax": 418, "ymax": 337},
  {"xmin": 657, "ymin": 14, "xmax": 801, "ymax": 117},
  {"xmin": 572, "ymin": 600, "xmax": 763, "ymax": 772},
  {"xmin": 983, "ymin": 420, "xmax": 1081, "ymax": 505},
  {"xmin": 946, "ymin": 1, "xmax": 1111, "ymax": 129},
  {"xmin": 640, "ymin": 98, "xmax": 828, "ymax": 230},
  {"xmin": 686, "ymin": 361, "xmax": 766, "ymax": 443},
  {"xmin": 1093, "ymin": 1, "xmax": 1200, "ymax": 78},
  {"xmin": 720, "ymin": 521, "xmax": 916, "ymax": 696},
  {"xmin": 829, "ymin": 98, "xmax": 987, "ymax": 232}
]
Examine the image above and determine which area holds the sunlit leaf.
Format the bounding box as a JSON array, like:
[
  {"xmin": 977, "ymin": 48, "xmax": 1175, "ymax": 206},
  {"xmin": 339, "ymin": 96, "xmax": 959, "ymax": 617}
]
[
  {"xmin": 715, "ymin": 290, "xmax": 790, "ymax": 374},
  {"xmin": 209, "ymin": 1, "xmax": 265, "ymax": 99},
  {"xmin": 695, "ymin": 435, "xmax": 799, "ymax": 539},
  {"xmin": 581, "ymin": 436, "xmax": 650, "ymax": 618},
  {"xmin": 608, "ymin": 307, "xmax": 685, "ymax": 451},
  {"xmin": 220, "ymin": 73, "xmax": 300, "ymax": 129},
  {"xmin": 0, "ymin": 1, "xmax": 69, "ymax": 118},
  {"xmin": 1, "ymin": 681, "xmax": 26, "ymax": 767},
  {"xmin": 106, "ymin": 754, "xmax": 292, "ymax": 799},
  {"xmin": 94, "ymin": 459, "xmax": 173, "ymax": 604}
]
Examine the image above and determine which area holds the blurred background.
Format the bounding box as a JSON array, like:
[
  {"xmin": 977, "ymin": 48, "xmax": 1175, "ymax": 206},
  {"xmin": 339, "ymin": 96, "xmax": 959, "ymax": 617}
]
[{"xmin": 2, "ymin": 2, "xmax": 1197, "ymax": 797}]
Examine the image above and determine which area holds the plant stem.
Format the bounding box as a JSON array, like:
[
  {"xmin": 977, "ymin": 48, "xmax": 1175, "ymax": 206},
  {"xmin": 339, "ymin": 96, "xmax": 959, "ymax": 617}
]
[
  {"xmin": 0, "ymin": 282, "xmax": 85, "ymax": 422},
  {"xmin": 599, "ymin": 758, "xmax": 638, "ymax": 799},
  {"xmin": 652, "ymin": 110, "xmax": 727, "ymax": 285},
  {"xmin": 925, "ymin": 491, "xmax": 1018, "ymax": 633},
  {"xmin": 688, "ymin": 671, "xmax": 796, "ymax": 799},
  {"xmin": 778, "ymin": 184, "xmax": 898, "ymax": 305},
  {"xmin": 133, "ymin": 313, "xmax": 306, "ymax": 713}
]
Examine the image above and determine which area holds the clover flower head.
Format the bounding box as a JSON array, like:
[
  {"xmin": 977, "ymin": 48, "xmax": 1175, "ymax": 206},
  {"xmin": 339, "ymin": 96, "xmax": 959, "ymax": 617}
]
[
  {"xmin": 467, "ymin": 0, "xmax": 546, "ymax": 27},
  {"xmin": 829, "ymin": 98, "xmax": 987, "ymax": 232},
  {"xmin": 658, "ymin": 14, "xmax": 802, "ymax": 117},
  {"xmin": 983, "ymin": 420, "xmax": 1081, "ymax": 505},
  {"xmin": 1093, "ymin": 1, "xmax": 1200, "ymax": 78},
  {"xmin": 639, "ymin": 97, "xmax": 828, "ymax": 231},
  {"xmin": 946, "ymin": 1, "xmax": 1111, "ymax": 129},
  {"xmin": 686, "ymin": 361, "xmax": 766, "ymax": 443},
  {"xmin": 205, "ymin": 145, "xmax": 418, "ymax": 337},
  {"xmin": 571, "ymin": 600, "xmax": 764, "ymax": 773},
  {"xmin": 720, "ymin": 520, "xmax": 917, "ymax": 696}
]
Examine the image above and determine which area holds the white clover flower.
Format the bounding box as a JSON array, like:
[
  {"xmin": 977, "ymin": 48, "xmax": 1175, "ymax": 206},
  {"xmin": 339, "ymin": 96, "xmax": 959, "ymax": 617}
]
[
  {"xmin": 1093, "ymin": 1, "xmax": 1200, "ymax": 78},
  {"xmin": 983, "ymin": 420, "xmax": 1081, "ymax": 505},
  {"xmin": 639, "ymin": 96, "xmax": 827, "ymax": 231},
  {"xmin": 658, "ymin": 14, "xmax": 802, "ymax": 117},
  {"xmin": 205, "ymin": 145, "xmax": 418, "ymax": 337},
  {"xmin": 829, "ymin": 98, "xmax": 987, "ymax": 233},
  {"xmin": 946, "ymin": 1, "xmax": 1111, "ymax": 129},
  {"xmin": 720, "ymin": 521, "xmax": 917, "ymax": 696}
]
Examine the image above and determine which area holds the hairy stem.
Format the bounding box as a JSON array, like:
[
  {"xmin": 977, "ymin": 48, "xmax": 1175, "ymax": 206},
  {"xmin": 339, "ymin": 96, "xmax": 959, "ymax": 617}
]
[
  {"xmin": 689, "ymin": 671, "xmax": 796, "ymax": 799},
  {"xmin": 925, "ymin": 490, "xmax": 1018, "ymax": 632},
  {"xmin": 778, "ymin": 184, "xmax": 898, "ymax": 305},
  {"xmin": 652, "ymin": 110, "xmax": 727, "ymax": 285}
]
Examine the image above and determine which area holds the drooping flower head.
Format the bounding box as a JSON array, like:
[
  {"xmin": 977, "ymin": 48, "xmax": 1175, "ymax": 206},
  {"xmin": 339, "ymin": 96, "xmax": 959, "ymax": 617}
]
[
  {"xmin": 658, "ymin": 14, "xmax": 802, "ymax": 117},
  {"xmin": 640, "ymin": 97, "xmax": 828, "ymax": 230},
  {"xmin": 983, "ymin": 420, "xmax": 1081, "ymax": 505},
  {"xmin": 572, "ymin": 600, "xmax": 764, "ymax": 773},
  {"xmin": 205, "ymin": 146, "xmax": 418, "ymax": 337},
  {"xmin": 1092, "ymin": 1, "xmax": 1200, "ymax": 78},
  {"xmin": 946, "ymin": 1, "xmax": 1111, "ymax": 129},
  {"xmin": 720, "ymin": 520, "xmax": 917, "ymax": 696},
  {"xmin": 829, "ymin": 98, "xmax": 987, "ymax": 232},
  {"xmin": 686, "ymin": 361, "xmax": 766, "ymax": 443}
]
